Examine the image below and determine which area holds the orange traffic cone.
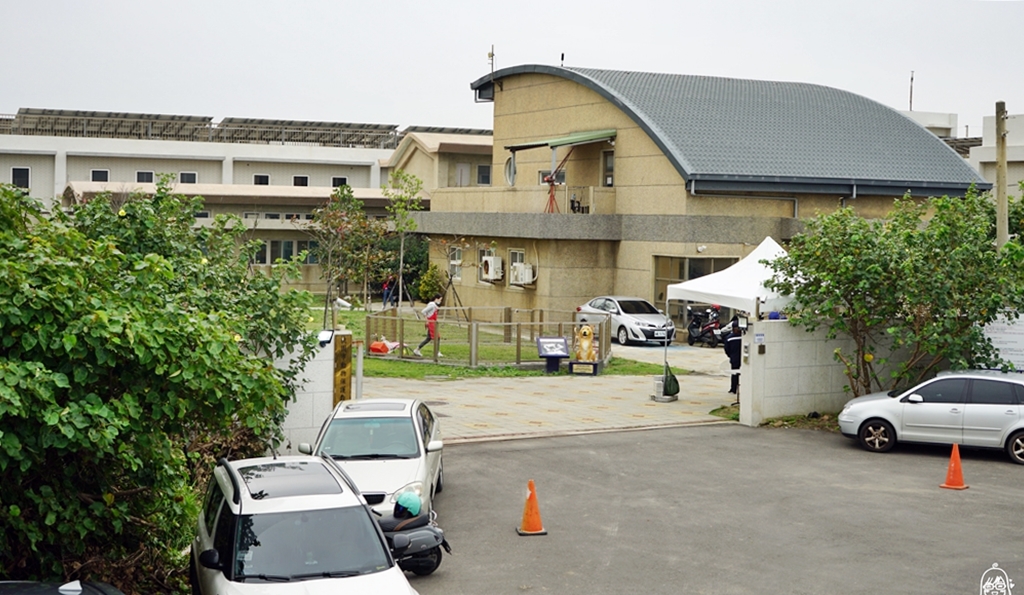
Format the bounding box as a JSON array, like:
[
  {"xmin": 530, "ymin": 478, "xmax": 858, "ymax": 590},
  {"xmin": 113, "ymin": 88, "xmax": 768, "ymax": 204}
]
[
  {"xmin": 516, "ymin": 479, "xmax": 547, "ymax": 536},
  {"xmin": 940, "ymin": 443, "xmax": 969, "ymax": 490}
]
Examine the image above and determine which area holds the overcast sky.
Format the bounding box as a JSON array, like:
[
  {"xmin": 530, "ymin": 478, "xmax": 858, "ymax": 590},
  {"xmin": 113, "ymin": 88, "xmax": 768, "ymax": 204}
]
[{"xmin": 3, "ymin": 0, "xmax": 1022, "ymax": 138}]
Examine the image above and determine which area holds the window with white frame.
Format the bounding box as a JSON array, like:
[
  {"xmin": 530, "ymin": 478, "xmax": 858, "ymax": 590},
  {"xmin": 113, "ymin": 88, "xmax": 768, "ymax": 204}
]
[
  {"xmin": 448, "ymin": 246, "xmax": 462, "ymax": 281},
  {"xmin": 136, "ymin": 171, "xmax": 154, "ymax": 183},
  {"xmin": 179, "ymin": 172, "xmax": 197, "ymax": 184},
  {"xmin": 332, "ymin": 176, "xmax": 348, "ymax": 187},
  {"xmin": 293, "ymin": 175, "xmax": 309, "ymax": 187},
  {"xmin": 194, "ymin": 211, "xmax": 210, "ymax": 219},
  {"xmin": 243, "ymin": 212, "xmax": 260, "ymax": 219},
  {"xmin": 253, "ymin": 174, "xmax": 270, "ymax": 185},
  {"xmin": 538, "ymin": 170, "xmax": 565, "ymax": 185},
  {"xmin": 270, "ymin": 240, "xmax": 295, "ymax": 262},
  {"xmin": 251, "ymin": 242, "xmax": 268, "ymax": 265},
  {"xmin": 11, "ymin": 167, "xmax": 29, "ymax": 189},
  {"xmin": 264, "ymin": 213, "xmax": 281, "ymax": 220},
  {"xmin": 91, "ymin": 169, "xmax": 109, "ymax": 182},
  {"xmin": 477, "ymin": 164, "xmax": 491, "ymax": 186},
  {"xmin": 477, "ymin": 247, "xmax": 495, "ymax": 282},
  {"xmin": 602, "ymin": 151, "xmax": 614, "ymax": 187}
]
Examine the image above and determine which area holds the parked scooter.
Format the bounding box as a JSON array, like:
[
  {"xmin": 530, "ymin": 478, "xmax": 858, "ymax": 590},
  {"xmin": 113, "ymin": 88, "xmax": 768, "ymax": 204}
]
[
  {"xmin": 377, "ymin": 509, "xmax": 451, "ymax": 576},
  {"xmin": 686, "ymin": 305, "xmax": 722, "ymax": 348}
]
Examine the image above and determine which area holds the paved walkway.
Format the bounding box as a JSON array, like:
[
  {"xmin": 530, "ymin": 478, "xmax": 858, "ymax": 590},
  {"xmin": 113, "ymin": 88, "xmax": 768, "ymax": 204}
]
[{"xmin": 360, "ymin": 343, "xmax": 738, "ymax": 443}]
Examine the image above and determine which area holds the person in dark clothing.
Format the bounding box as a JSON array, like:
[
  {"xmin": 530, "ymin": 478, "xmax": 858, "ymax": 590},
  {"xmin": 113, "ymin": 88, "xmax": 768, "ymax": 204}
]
[{"xmin": 723, "ymin": 322, "xmax": 742, "ymax": 402}]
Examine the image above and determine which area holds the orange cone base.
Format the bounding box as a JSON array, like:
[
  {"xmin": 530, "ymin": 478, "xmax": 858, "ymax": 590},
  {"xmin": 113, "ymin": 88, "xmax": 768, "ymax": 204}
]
[
  {"xmin": 516, "ymin": 527, "xmax": 548, "ymax": 536},
  {"xmin": 940, "ymin": 482, "xmax": 969, "ymax": 490}
]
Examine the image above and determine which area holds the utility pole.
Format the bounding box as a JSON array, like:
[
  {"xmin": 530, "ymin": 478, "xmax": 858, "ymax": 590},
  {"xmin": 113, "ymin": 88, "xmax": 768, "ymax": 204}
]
[{"xmin": 996, "ymin": 101, "xmax": 1008, "ymax": 248}]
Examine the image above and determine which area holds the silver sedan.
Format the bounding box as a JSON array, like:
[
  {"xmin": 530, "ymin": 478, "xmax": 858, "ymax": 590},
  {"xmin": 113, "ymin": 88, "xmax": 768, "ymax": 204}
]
[{"xmin": 838, "ymin": 369, "xmax": 1024, "ymax": 464}]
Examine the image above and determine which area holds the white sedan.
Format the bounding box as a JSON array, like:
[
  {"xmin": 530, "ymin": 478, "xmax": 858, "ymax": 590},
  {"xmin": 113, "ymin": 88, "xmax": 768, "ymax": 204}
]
[
  {"xmin": 576, "ymin": 296, "xmax": 676, "ymax": 345},
  {"xmin": 300, "ymin": 398, "xmax": 444, "ymax": 515}
]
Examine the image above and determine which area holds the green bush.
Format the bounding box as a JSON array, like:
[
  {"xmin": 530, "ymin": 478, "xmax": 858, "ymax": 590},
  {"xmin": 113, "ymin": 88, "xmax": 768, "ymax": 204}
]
[{"xmin": 0, "ymin": 181, "xmax": 315, "ymax": 593}]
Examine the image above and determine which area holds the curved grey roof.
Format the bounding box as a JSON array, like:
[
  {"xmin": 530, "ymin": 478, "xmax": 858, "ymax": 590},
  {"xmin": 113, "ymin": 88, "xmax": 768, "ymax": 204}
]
[{"xmin": 471, "ymin": 65, "xmax": 989, "ymax": 197}]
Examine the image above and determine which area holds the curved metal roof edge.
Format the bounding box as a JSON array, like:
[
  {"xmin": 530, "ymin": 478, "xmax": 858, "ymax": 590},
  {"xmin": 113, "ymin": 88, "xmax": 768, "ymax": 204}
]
[
  {"xmin": 472, "ymin": 64, "xmax": 697, "ymax": 177},
  {"xmin": 471, "ymin": 65, "xmax": 987, "ymax": 196}
]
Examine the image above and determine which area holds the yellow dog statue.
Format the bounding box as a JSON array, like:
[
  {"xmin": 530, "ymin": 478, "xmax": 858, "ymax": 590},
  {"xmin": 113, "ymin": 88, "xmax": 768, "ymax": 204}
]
[{"xmin": 574, "ymin": 324, "xmax": 596, "ymax": 362}]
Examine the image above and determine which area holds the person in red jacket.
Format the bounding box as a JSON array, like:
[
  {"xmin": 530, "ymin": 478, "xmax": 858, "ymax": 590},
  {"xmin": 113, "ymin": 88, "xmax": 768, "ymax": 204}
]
[{"xmin": 413, "ymin": 295, "xmax": 443, "ymax": 357}]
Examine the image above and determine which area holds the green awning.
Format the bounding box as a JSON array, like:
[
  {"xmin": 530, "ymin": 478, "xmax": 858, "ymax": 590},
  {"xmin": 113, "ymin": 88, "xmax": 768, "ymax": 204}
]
[{"xmin": 504, "ymin": 129, "xmax": 616, "ymax": 152}]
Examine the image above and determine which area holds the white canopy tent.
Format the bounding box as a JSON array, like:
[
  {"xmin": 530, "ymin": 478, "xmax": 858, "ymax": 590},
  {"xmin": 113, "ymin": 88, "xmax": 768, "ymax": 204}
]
[{"xmin": 665, "ymin": 237, "xmax": 792, "ymax": 316}]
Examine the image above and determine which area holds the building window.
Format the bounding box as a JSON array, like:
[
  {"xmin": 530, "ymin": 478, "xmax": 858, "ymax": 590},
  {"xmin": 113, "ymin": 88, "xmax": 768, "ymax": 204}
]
[
  {"xmin": 477, "ymin": 164, "xmax": 491, "ymax": 186},
  {"xmin": 602, "ymin": 151, "xmax": 614, "ymax": 187},
  {"xmin": 180, "ymin": 172, "xmax": 197, "ymax": 184},
  {"xmin": 538, "ymin": 170, "xmax": 565, "ymax": 185},
  {"xmin": 270, "ymin": 240, "xmax": 295, "ymax": 262},
  {"xmin": 293, "ymin": 175, "xmax": 308, "ymax": 187},
  {"xmin": 448, "ymin": 246, "xmax": 462, "ymax": 281},
  {"xmin": 253, "ymin": 174, "xmax": 270, "ymax": 185},
  {"xmin": 11, "ymin": 167, "xmax": 29, "ymax": 189},
  {"xmin": 243, "ymin": 212, "xmax": 260, "ymax": 219},
  {"xmin": 297, "ymin": 240, "xmax": 319, "ymax": 264},
  {"xmin": 251, "ymin": 242, "xmax": 267, "ymax": 265},
  {"xmin": 91, "ymin": 170, "xmax": 109, "ymax": 182},
  {"xmin": 332, "ymin": 176, "xmax": 348, "ymax": 187},
  {"xmin": 136, "ymin": 171, "xmax": 154, "ymax": 183},
  {"xmin": 194, "ymin": 211, "xmax": 210, "ymax": 219},
  {"xmin": 264, "ymin": 213, "xmax": 281, "ymax": 220},
  {"xmin": 654, "ymin": 256, "xmax": 738, "ymax": 325}
]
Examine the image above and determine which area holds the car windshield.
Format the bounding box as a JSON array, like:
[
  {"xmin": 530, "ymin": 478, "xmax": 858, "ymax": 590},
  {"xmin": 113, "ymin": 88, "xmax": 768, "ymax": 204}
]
[
  {"xmin": 235, "ymin": 507, "xmax": 390, "ymax": 581},
  {"xmin": 318, "ymin": 417, "xmax": 420, "ymax": 459},
  {"xmin": 618, "ymin": 300, "xmax": 659, "ymax": 315}
]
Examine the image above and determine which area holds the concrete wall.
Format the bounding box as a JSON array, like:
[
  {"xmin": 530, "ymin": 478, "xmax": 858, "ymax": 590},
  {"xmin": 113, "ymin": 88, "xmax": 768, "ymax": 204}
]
[
  {"xmin": 969, "ymin": 113, "xmax": 1024, "ymax": 199},
  {"xmin": 740, "ymin": 320, "xmax": 858, "ymax": 427},
  {"xmin": 278, "ymin": 331, "xmax": 353, "ymax": 451}
]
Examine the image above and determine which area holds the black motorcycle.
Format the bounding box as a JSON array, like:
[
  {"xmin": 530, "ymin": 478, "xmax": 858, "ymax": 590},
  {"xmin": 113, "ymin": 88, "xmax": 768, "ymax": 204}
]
[
  {"xmin": 377, "ymin": 509, "xmax": 451, "ymax": 576},
  {"xmin": 686, "ymin": 305, "xmax": 722, "ymax": 348}
]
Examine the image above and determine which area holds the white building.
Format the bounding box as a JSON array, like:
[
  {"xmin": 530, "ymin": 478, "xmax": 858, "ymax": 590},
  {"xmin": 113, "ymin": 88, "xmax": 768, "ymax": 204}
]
[{"xmin": 0, "ymin": 109, "xmax": 486, "ymax": 292}]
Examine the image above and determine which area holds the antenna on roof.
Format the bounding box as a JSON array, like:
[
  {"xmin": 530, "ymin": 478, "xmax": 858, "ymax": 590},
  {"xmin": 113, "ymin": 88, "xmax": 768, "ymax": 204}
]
[
  {"xmin": 488, "ymin": 45, "xmax": 495, "ymax": 78},
  {"xmin": 908, "ymin": 70, "xmax": 914, "ymax": 111},
  {"xmin": 561, "ymin": 53, "xmax": 564, "ymax": 67}
]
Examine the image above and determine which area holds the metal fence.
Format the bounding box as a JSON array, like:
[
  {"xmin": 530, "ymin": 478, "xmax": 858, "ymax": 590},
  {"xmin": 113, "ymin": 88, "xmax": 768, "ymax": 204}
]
[{"xmin": 365, "ymin": 307, "xmax": 612, "ymax": 368}]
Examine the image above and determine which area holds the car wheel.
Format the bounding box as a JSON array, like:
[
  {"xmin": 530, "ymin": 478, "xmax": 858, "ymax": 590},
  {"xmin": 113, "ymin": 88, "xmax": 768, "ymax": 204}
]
[
  {"xmin": 858, "ymin": 419, "xmax": 896, "ymax": 453},
  {"xmin": 1005, "ymin": 431, "xmax": 1024, "ymax": 465},
  {"xmin": 616, "ymin": 326, "xmax": 629, "ymax": 345},
  {"xmin": 189, "ymin": 550, "xmax": 202, "ymax": 595},
  {"xmin": 435, "ymin": 461, "xmax": 444, "ymax": 494}
]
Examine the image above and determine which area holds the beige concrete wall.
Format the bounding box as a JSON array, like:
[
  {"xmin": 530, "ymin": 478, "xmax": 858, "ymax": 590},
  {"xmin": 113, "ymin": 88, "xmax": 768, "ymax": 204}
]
[
  {"xmin": 67, "ymin": 156, "xmax": 223, "ymax": 184},
  {"xmin": 232, "ymin": 161, "xmax": 370, "ymax": 188},
  {"xmin": 0, "ymin": 153, "xmax": 55, "ymax": 200},
  {"xmin": 393, "ymin": 149, "xmax": 437, "ymax": 191},
  {"xmin": 435, "ymin": 236, "xmax": 617, "ymax": 312},
  {"xmin": 440, "ymin": 152, "xmax": 492, "ymax": 188},
  {"xmin": 492, "ymin": 73, "xmax": 688, "ymax": 215}
]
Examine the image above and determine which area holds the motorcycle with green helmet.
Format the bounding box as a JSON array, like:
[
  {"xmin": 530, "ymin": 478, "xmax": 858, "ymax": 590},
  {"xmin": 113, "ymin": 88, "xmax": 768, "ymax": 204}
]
[{"xmin": 375, "ymin": 492, "xmax": 450, "ymax": 576}]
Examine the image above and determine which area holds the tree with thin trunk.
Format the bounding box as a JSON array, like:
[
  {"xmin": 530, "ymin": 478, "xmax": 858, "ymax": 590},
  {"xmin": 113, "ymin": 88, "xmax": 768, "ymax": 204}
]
[{"xmin": 382, "ymin": 170, "xmax": 424, "ymax": 311}]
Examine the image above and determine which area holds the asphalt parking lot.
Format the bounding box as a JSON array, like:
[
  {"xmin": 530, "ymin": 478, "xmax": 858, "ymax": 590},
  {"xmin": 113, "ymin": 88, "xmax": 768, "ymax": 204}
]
[{"xmin": 410, "ymin": 424, "xmax": 1024, "ymax": 595}]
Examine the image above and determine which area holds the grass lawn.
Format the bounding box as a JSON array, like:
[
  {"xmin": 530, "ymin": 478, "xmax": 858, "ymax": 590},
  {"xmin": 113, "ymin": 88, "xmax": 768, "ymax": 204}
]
[{"xmin": 321, "ymin": 307, "xmax": 689, "ymax": 379}]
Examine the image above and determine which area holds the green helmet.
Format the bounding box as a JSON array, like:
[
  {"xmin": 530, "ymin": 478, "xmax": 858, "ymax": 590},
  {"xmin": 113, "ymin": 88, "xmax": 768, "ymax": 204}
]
[{"xmin": 395, "ymin": 491, "xmax": 422, "ymax": 516}]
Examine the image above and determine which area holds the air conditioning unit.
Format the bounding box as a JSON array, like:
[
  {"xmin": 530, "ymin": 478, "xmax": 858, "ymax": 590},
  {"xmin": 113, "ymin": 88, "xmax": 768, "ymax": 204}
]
[
  {"xmin": 510, "ymin": 262, "xmax": 534, "ymax": 285},
  {"xmin": 481, "ymin": 256, "xmax": 503, "ymax": 281}
]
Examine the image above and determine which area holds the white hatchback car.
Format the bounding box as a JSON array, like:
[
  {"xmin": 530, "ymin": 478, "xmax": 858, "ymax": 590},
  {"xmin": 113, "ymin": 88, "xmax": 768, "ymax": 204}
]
[
  {"xmin": 190, "ymin": 455, "xmax": 418, "ymax": 594},
  {"xmin": 300, "ymin": 399, "xmax": 444, "ymax": 516},
  {"xmin": 838, "ymin": 369, "xmax": 1024, "ymax": 464},
  {"xmin": 576, "ymin": 296, "xmax": 676, "ymax": 345}
]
